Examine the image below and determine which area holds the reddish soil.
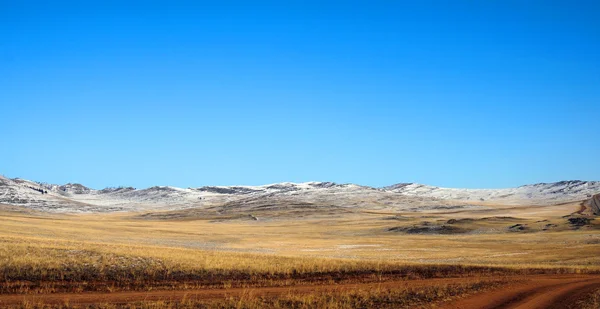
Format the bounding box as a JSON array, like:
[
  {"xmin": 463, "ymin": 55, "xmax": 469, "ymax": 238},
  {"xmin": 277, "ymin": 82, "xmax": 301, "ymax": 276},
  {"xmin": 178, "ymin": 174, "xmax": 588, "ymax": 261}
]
[
  {"xmin": 1, "ymin": 275, "xmax": 599, "ymax": 308},
  {"xmin": 441, "ymin": 275, "xmax": 600, "ymax": 309},
  {"xmin": 590, "ymin": 194, "xmax": 600, "ymax": 215},
  {"xmin": 576, "ymin": 202, "xmax": 587, "ymax": 214}
]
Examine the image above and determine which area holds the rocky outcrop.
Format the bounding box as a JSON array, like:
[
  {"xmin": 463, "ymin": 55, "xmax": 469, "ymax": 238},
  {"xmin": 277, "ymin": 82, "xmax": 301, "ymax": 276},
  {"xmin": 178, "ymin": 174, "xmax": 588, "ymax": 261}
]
[
  {"xmin": 587, "ymin": 194, "xmax": 600, "ymax": 215},
  {"xmin": 58, "ymin": 183, "xmax": 92, "ymax": 194}
]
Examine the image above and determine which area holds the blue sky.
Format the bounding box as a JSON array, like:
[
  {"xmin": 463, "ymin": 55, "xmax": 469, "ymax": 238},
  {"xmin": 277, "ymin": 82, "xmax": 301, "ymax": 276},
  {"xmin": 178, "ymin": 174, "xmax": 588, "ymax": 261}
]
[{"xmin": 1, "ymin": 1, "xmax": 599, "ymax": 189}]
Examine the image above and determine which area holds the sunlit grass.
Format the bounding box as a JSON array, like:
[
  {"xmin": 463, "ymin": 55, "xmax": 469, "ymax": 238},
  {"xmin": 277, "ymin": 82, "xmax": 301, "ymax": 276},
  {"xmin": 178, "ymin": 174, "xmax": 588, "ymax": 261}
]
[
  {"xmin": 10, "ymin": 280, "xmax": 511, "ymax": 308},
  {"xmin": 0, "ymin": 209, "xmax": 597, "ymax": 295}
]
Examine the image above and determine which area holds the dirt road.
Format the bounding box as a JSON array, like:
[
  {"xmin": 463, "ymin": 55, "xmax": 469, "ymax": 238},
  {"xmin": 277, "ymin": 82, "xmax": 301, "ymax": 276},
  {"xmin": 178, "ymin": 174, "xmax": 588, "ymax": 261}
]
[
  {"xmin": 1, "ymin": 275, "xmax": 599, "ymax": 308},
  {"xmin": 0, "ymin": 277, "xmax": 478, "ymax": 305},
  {"xmin": 441, "ymin": 275, "xmax": 600, "ymax": 309}
]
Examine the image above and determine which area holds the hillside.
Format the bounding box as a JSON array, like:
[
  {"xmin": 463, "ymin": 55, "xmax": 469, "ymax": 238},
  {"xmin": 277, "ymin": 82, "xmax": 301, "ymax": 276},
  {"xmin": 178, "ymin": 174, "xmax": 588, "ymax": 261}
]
[
  {"xmin": 385, "ymin": 181, "xmax": 600, "ymax": 205},
  {"xmin": 1, "ymin": 175, "xmax": 598, "ymax": 213}
]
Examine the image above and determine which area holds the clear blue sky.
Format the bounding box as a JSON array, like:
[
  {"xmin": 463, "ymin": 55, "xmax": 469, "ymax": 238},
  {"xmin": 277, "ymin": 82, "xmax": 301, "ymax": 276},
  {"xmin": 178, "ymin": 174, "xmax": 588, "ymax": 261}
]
[{"xmin": 2, "ymin": 1, "xmax": 599, "ymax": 189}]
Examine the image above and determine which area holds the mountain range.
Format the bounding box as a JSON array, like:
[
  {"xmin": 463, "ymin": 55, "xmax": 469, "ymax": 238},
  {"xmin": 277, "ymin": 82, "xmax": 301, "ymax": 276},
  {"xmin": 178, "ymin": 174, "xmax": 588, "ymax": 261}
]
[{"xmin": 1, "ymin": 175, "xmax": 598, "ymax": 213}]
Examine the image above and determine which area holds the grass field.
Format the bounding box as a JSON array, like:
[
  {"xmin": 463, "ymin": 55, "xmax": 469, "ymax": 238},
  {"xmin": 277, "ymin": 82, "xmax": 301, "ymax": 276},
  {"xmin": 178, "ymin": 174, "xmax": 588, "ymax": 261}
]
[
  {"xmin": 13, "ymin": 280, "xmax": 511, "ymax": 308},
  {"xmin": 0, "ymin": 200, "xmax": 598, "ymax": 307}
]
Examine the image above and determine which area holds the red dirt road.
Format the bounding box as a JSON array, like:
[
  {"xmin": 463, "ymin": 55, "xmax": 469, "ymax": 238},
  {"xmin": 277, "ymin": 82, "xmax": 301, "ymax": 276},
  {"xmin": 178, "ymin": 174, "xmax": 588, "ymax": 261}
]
[
  {"xmin": 1, "ymin": 275, "xmax": 599, "ymax": 308},
  {"xmin": 441, "ymin": 275, "xmax": 600, "ymax": 309},
  {"xmin": 2, "ymin": 277, "xmax": 481, "ymax": 305}
]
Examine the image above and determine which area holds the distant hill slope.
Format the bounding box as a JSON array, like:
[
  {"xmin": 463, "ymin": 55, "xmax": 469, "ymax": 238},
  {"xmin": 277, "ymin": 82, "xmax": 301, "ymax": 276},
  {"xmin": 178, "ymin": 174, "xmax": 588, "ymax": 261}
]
[
  {"xmin": 385, "ymin": 181, "xmax": 600, "ymax": 205},
  {"xmin": 1, "ymin": 175, "xmax": 598, "ymax": 213}
]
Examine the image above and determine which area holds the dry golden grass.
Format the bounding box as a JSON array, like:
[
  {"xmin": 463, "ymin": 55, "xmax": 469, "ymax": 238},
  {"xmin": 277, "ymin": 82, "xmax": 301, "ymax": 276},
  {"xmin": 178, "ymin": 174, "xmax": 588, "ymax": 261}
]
[
  {"xmin": 11, "ymin": 279, "xmax": 510, "ymax": 308},
  {"xmin": 0, "ymin": 204, "xmax": 598, "ymax": 296},
  {"xmin": 1, "ymin": 233, "xmax": 548, "ymax": 294},
  {"xmin": 2, "ymin": 206, "xmax": 598, "ymax": 267},
  {"xmin": 575, "ymin": 288, "xmax": 600, "ymax": 309}
]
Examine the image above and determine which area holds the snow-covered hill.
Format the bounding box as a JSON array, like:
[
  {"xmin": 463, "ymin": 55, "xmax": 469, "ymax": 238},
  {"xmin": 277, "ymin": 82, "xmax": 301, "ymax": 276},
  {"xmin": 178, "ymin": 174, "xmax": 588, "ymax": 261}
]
[
  {"xmin": 1, "ymin": 175, "xmax": 598, "ymax": 213},
  {"xmin": 385, "ymin": 181, "xmax": 600, "ymax": 205}
]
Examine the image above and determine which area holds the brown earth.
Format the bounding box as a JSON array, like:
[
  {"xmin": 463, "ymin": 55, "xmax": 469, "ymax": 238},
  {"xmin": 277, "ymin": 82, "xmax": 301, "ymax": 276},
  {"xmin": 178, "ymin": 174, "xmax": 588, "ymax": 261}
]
[
  {"xmin": 589, "ymin": 194, "xmax": 600, "ymax": 215},
  {"xmin": 2, "ymin": 275, "xmax": 599, "ymax": 308},
  {"xmin": 576, "ymin": 202, "xmax": 587, "ymax": 215},
  {"xmin": 441, "ymin": 275, "xmax": 600, "ymax": 309}
]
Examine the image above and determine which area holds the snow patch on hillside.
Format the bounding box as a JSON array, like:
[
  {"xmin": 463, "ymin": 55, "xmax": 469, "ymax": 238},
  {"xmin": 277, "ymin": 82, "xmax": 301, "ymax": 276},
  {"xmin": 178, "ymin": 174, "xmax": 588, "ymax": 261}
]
[
  {"xmin": 1, "ymin": 174, "xmax": 598, "ymax": 213},
  {"xmin": 386, "ymin": 181, "xmax": 600, "ymax": 204}
]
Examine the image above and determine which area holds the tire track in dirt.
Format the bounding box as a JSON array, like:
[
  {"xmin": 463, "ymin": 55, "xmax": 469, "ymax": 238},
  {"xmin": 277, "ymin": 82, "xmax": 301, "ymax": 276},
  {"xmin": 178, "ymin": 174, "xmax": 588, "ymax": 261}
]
[
  {"xmin": 1, "ymin": 275, "xmax": 599, "ymax": 307},
  {"xmin": 0, "ymin": 276, "xmax": 499, "ymax": 305},
  {"xmin": 441, "ymin": 276, "xmax": 600, "ymax": 309}
]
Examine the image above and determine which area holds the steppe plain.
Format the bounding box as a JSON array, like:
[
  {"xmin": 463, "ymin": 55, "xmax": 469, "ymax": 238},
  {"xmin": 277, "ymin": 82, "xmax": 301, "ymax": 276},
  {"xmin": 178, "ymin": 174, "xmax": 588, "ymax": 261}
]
[{"xmin": 1, "ymin": 176, "xmax": 599, "ymax": 308}]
